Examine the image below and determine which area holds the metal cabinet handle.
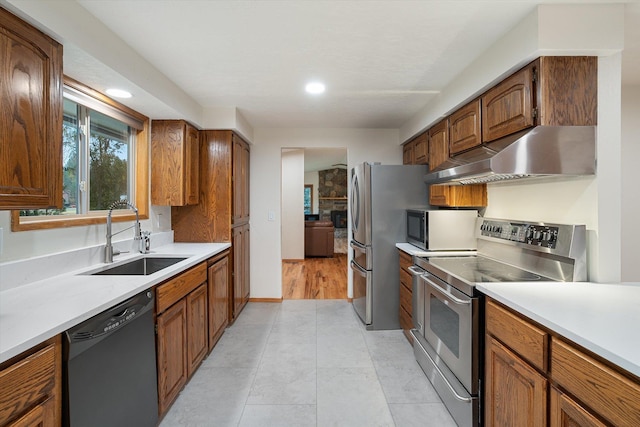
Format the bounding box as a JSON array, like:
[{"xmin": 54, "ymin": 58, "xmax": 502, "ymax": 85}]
[{"xmin": 423, "ymin": 275, "xmax": 471, "ymax": 305}]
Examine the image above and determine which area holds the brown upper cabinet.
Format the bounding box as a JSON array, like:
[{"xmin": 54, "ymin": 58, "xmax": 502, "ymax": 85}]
[
  {"xmin": 0, "ymin": 8, "xmax": 63, "ymax": 210},
  {"xmin": 151, "ymin": 120, "xmax": 199, "ymax": 206},
  {"xmin": 449, "ymin": 99, "xmax": 482, "ymax": 155},
  {"xmin": 402, "ymin": 132, "xmax": 428, "ymax": 166},
  {"xmin": 482, "ymin": 56, "xmax": 597, "ymax": 143},
  {"xmin": 427, "ymin": 119, "xmax": 449, "ymax": 170}
]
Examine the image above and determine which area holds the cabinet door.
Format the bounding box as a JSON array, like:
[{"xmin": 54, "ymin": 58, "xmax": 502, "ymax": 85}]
[
  {"xmin": 6, "ymin": 396, "xmax": 55, "ymax": 427},
  {"xmin": 550, "ymin": 387, "xmax": 606, "ymax": 427},
  {"xmin": 232, "ymin": 136, "xmax": 250, "ymax": 224},
  {"xmin": 0, "ymin": 8, "xmax": 63, "ymax": 209},
  {"xmin": 485, "ymin": 335, "xmax": 547, "ymax": 427},
  {"xmin": 242, "ymin": 225, "xmax": 250, "ymax": 302},
  {"xmin": 449, "ymin": 99, "xmax": 481, "ymax": 155},
  {"xmin": 413, "ymin": 133, "xmax": 428, "ymax": 165},
  {"xmin": 208, "ymin": 254, "xmax": 229, "ymax": 351},
  {"xmin": 428, "ymin": 119, "xmax": 449, "ymax": 170},
  {"xmin": 151, "ymin": 120, "xmax": 199, "ymax": 206},
  {"xmin": 157, "ymin": 299, "xmax": 187, "ymax": 416},
  {"xmin": 186, "ymin": 284, "xmax": 208, "ymax": 378},
  {"xmin": 482, "ymin": 64, "xmax": 535, "ymax": 142},
  {"xmin": 185, "ymin": 124, "xmax": 200, "ymax": 205},
  {"xmin": 402, "ymin": 141, "xmax": 414, "ymax": 165},
  {"xmin": 232, "ymin": 224, "xmax": 250, "ymax": 320}
]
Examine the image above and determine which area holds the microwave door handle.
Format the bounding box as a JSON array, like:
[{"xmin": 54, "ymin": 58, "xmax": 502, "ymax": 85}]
[{"xmin": 423, "ymin": 275, "xmax": 471, "ymax": 306}]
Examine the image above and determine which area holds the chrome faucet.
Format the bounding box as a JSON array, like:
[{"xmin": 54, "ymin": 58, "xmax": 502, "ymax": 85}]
[{"xmin": 105, "ymin": 200, "xmax": 142, "ymax": 263}]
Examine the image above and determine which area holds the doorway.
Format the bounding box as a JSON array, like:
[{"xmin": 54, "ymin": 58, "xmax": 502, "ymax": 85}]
[{"xmin": 281, "ymin": 148, "xmax": 348, "ymax": 299}]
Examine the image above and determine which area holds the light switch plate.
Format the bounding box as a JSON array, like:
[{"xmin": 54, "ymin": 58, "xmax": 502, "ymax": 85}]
[{"xmin": 268, "ymin": 211, "xmax": 275, "ymax": 221}]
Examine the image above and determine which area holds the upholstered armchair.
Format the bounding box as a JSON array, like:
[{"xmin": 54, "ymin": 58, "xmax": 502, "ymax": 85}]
[{"xmin": 304, "ymin": 220, "xmax": 335, "ymax": 257}]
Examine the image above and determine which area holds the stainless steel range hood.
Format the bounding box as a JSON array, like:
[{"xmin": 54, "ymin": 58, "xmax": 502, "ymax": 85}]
[{"xmin": 424, "ymin": 126, "xmax": 596, "ymax": 185}]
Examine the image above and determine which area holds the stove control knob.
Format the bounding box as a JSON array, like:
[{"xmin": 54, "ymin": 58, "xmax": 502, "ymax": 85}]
[{"xmin": 534, "ymin": 230, "xmax": 542, "ymax": 240}]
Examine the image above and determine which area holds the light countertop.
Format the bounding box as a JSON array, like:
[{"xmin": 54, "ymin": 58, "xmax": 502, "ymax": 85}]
[
  {"xmin": 477, "ymin": 281, "xmax": 640, "ymax": 378},
  {"xmin": 0, "ymin": 242, "xmax": 230, "ymax": 364}
]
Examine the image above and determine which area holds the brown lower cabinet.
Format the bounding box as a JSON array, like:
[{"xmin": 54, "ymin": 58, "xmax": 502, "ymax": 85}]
[
  {"xmin": 208, "ymin": 251, "xmax": 230, "ymax": 352},
  {"xmin": 156, "ymin": 262, "xmax": 208, "ymax": 416},
  {"xmin": 0, "ymin": 336, "xmax": 61, "ymax": 427},
  {"xmin": 232, "ymin": 224, "xmax": 250, "ymax": 321},
  {"xmin": 398, "ymin": 250, "xmax": 413, "ymax": 343},
  {"xmin": 485, "ymin": 297, "xmax": 640, "ymax": 427}
]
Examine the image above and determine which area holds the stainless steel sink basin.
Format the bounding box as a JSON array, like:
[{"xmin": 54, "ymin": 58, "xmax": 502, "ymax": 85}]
[{"xmin": 87, "ymin": 256, "xmax": 188, "ymax": 276}]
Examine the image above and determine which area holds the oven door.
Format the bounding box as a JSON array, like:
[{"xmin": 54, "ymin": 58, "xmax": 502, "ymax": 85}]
[{"xmin": 422, "ymin": 271, "xmax": 478, "ymax": 394}]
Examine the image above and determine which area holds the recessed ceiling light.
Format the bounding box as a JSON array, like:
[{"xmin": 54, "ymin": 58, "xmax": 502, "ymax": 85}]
[
  {"xmin": 305, "ymin": 82, "xmax": 326, "ymax": 95},
  {"xmin": 106, "ymin": 88, "xmax": 132, "ymax": 99}
]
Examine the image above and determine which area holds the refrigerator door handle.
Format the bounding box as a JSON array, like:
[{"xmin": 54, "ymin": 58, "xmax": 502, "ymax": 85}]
[
  {"xmin": 350, "ymin": 260, "xmax": 368, "ymax": 276},
  {"xmin": 350, "ymin": 240, "xmax": 366, "ymax": 251},
  {"xmin": 350, "ymin": 172, "xmax": 360, "ymax": 233}
]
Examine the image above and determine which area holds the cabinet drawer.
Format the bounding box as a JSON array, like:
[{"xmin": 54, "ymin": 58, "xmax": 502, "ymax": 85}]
[
  {"xmin": 0, "ymin": 338, "xmax": 59, "ymax": 425},
  {"xmin": 399, "ymin": 268, "xmax": 412, "ymax": 290},
  {"xmin": 551, "ymin": 337, "xmax": 640, "ymax": 427},
  {"xmin": 157, "ymin": 263, "xmax": 207, "ymax": 314},
  {"xmin": 399, "ymin": 250, "xmax": 412, "ymax": 273},
  {"xmin": 486, "ymin": 299, "xmax": 548, "ymax": 371},
  {"xmin": 399, "ymin": 282, "xmax": 412, "ymax": 315}
]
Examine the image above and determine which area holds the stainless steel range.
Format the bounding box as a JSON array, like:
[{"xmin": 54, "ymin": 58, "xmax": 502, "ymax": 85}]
[{"xmin": 410, "ymin": 217, "xmax": 587, "ymax": 427}]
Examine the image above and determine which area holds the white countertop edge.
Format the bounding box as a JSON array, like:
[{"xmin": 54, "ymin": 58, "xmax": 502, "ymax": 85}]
[
  {"xmin": 395, "ymin": 242, "xmax": 477, "ymax": 258},
  {"xmin": 477, "ymin": 283, "xmax": 640, "ymax": 378},
  {"xmin": 0, "ymin": 242, "xmax": 231, "ymax": 364}
]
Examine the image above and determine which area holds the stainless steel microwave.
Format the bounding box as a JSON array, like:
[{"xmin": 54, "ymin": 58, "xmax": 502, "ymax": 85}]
[{"xmin": 406, "ymin": 209, "xmax": 478, "ymax": 251}]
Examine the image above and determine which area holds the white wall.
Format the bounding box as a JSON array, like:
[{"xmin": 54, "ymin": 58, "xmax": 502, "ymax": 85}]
[
  {"xmin": 304, "ymin": 171, "xmax": 320, "ymax": 214},
  {"xmin": 621, "ymin": 85, "xmax": 640, "ymax": 282},
  {"xmin": 250, "ymin": 128, "xmax": 401, "ymax": 299},
  {"xmin": 281, "ymin": 149, "xmax": 305, "ymax": 260}
]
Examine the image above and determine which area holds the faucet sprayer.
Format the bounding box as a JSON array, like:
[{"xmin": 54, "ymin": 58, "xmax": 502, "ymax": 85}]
[{"xmin": 105, "ymin": 200, "xmax": 142, "ymax": 263}]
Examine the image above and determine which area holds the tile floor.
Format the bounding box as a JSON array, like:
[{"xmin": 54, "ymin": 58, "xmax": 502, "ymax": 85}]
[{"xmin": 160, "ymin": 300, "xmax": 457, "ymax": 426}]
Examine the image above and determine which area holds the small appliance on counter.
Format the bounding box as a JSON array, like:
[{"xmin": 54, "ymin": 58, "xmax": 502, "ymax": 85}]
[
  {"xmin": 410, "ymin": 217, "xmax": 587, "ymax": 427},
  {"xmin": 406, "ymin": 209, "xmax": 478, "ymax": 251}
]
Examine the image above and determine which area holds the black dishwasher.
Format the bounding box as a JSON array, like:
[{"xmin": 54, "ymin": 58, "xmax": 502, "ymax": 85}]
[{"xmin": 63, "ymin": 290, "xmax": 158, "ymax": 427}]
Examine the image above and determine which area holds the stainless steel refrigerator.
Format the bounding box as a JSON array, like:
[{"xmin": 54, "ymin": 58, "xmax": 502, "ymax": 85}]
[{"xmin": 350, "ymin": 162, "xmax": 429, "ymax": 330}]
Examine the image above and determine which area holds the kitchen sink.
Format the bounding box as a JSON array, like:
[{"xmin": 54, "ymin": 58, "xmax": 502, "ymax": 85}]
[{"xmin": 86, "ymin": 256, "xmax": 188, "ymax": 276}]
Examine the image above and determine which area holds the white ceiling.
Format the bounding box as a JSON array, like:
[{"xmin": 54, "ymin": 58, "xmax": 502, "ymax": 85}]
[{"xmin": 6, "ymin": 0, "xmax": 640, "ymax": 131}]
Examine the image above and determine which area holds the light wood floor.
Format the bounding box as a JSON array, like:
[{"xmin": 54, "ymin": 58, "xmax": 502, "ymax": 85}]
[{"xmin": 282, "ymin": 253, "xmax": 348, "ymax": 299}]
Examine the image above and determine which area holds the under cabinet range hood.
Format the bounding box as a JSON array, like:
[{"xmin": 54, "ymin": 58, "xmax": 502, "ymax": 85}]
[{"xmin": 424, "ymin": 126, "xmax": 596, "ymax": 185}]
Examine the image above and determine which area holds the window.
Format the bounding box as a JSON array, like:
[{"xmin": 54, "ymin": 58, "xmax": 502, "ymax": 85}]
[
  {"xmin": 304, "ymin": 185, "xmax": 313, "ymax": 214},
  {"xmin": 12, "ymin": 77, "xmax": 150, "ymax": 231}
]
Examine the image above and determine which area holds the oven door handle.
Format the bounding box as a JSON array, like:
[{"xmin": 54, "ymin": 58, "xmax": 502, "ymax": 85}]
[
  {"xmin": 408, "ymin": 266, "xmax": 425, "ymax": 276},
  {"xmin": 412, "ymin": 330, "xmax": 473, "ymax": 403},
  {"xmin": 423, "ymin": 275, "xmax": 471, "ymax": 306}
]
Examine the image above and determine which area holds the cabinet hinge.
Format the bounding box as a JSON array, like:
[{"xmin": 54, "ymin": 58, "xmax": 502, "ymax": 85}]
[
  {"xmin": 532, "ymin": 108, "xmax": 538, "ymax": 119},
  {"xmin": 155, "ymin": 324, "xmax": 158, "ymax": 334},
  {"xmin": 532, "ymin": 67, "xmax": 537, "ymax": 84}
]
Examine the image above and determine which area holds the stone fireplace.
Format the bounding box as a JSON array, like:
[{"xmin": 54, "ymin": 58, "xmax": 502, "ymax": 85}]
[{"xmin": 318, "ymin": 168, "xmax": 348, "ymax": 253}]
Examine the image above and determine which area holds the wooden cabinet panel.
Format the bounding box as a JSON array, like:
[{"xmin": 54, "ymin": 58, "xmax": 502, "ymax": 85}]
[
  {"xmin": 0, "ymin": 8, "xmax": 63, "ymax": 210},
  {"xmin": 156, "ymin": 262, "xmax": 207, "ymax": 314},
  {"xmin": 413, "ymin": 133, "xmax": 428, "ymax": 165},
  {"xmin": 398, "ymin": 250, "xmax": 413, "ymax": 343},
  {"xmin": 402, "ymin": 141, "xmax": 414, "ymax": 165},
  {"xmin": 551, "ymin": 337, "xmax": 640, "ymax": 427},
  {"xmin": 428, "ymin": 119, "xmax": 449, "ymax": 170},
  {"xmin": 186, "ymin": 284, "xmax": 208, "ymax": 378},
  {"xmin": 482, "ymin": 64, "xmax": 535, "ymax": 142},
  {"xmin": 537, "ymin": 56, "xmax": 597, "ymax": 126},
  {"xmin": 449, "ymin": 99, "xmax": 481, "ymax": 155},
  {"xmin": 231, "ymin": 224, "xmax": 250, "ymax": 321},
  {"xmin": 156, "ymin": 299, "xmax": 187, "ymax": 416},
  {"xmin": 232, "ymin": 135, "xmax": 250, "ymax": 225},
  {"xmin": 0, "ymin": 337, "xmax": 60, "ymax": 427},
  {"xmin": 208, "ymin": 252, "xmax": 229, "ymax": 352},
  {"xmin": 151, "ymin": 120, "xmax": 199, "ymax": 206},
  {"xmin": 485, "ymin": 335, "xmax": 547, "ymax": 427},
  {"xmin": 429, "ymin": 185, "xmax": 487, "ymax": 207},
  {"xmin": 486, "ymin": 299, "xmax": 548, "ymax": 372},
  {"xmin": 550, "ymin": 387, "xmax": 607, "ymax": 427}
]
